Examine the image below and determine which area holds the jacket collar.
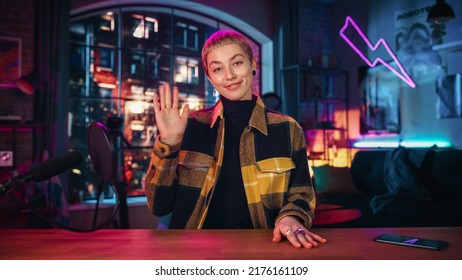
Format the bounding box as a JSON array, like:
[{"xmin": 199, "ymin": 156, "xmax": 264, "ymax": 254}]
[{"xmin": 210, "ymin": 94, "xmax": 268, "ymax": 136}]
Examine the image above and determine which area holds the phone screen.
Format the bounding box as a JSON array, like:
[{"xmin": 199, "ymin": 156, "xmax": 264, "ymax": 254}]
[{"xmin": 375, "ymin": 233, "xmax": 449, "ymax": 250}]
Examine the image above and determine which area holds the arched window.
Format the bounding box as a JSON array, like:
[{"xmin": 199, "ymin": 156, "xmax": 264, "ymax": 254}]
[{"xmin": 68, "ymin": 4, "xmax": 265, "ymax": 201}]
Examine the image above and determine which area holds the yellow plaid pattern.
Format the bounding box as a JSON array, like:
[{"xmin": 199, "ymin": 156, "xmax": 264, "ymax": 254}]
[{"xmin": 145, "ymin": 96, "xmax": 315, "ymax": 229}]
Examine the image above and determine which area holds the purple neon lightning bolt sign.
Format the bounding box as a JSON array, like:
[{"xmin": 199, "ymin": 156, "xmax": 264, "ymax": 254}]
[{"xmin": 339, "ymin": 16, "xmax": 416, "ymax": 88}]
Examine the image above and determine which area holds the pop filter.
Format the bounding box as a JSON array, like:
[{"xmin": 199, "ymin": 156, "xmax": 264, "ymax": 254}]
[
  {"xmin": 87, "ymin": 121, "xmax": 117, "ymax": 183},
  {"xmin": 87, "ymin": 121, "xmax": 121, "ymax": 230}
]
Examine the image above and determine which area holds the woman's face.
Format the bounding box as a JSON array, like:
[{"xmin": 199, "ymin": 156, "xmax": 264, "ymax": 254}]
[{"xmin": 206, "ymin": 43, "xmax": 255, "ymax": 101}]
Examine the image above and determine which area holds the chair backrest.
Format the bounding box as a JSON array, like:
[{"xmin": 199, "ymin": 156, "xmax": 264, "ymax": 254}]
[{"xmin": 261, "ymin": 92, "xmax": 282, "ymax": 111}]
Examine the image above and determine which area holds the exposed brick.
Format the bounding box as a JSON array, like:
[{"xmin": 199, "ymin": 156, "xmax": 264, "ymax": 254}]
[
  {"xmin": 0, "ymin": 0, "xmax": 35, "ymax": 168},
  {"xmin": 298, "ymin": 0, "xmax": 333, "ymax": 64}
]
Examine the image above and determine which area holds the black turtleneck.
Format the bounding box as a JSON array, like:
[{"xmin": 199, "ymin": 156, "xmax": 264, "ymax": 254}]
[{"xmin": 203, "ymin": 95, "xmax": 257, "ymax": 229}]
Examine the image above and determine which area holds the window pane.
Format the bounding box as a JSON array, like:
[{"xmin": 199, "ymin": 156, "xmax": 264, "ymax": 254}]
[
  {"xmin": 121, "ymin": 51, "xmax": 170, "ymax": 99},
  {"xmin": 94, "ymin": 11, "xmax": 118, "ymax": 45},
  {"xmin": 174, "ymin": 56, "xmax": 199, "ymax": 85},
  {"xmin": 123, "ymin": 100, "xmax": 156, "ymax": 147},
  {"xmin": 122, "ymin": 11, "xmax": 170, "ymax": 51},
  {"xmin": 123, "ymin": 148, "xmax": 152, "ymax": 196},
  {"xmin": 71, "ymin": 10, "xmax": 118, "ymax": 46},
  {"xmin": 68, "ymin": 97, "xmax": 120, "ymax": 148}
]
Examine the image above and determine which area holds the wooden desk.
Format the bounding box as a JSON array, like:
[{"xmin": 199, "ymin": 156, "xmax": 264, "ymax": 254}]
[{"xmin": 0, "ymin": 227, "xmax": 461, "ymax": 260}]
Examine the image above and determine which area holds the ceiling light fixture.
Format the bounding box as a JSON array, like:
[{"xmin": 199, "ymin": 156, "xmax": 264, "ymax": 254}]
[{"xmin": 427, "ymin": 0, "xmax": 456, "ymax": 24}]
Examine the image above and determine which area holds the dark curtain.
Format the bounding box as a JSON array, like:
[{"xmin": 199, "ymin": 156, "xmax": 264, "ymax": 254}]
[
  {"xmin": 34, "ymin": 0, "xmax": 70, "ymax": 160},
  {"xmin": 33, "ymin": 0, "xmax": 70, "ymax": 196},
  {"xmin": 273, "ymin": 0, "xmax": 299, "ymax": 118}
]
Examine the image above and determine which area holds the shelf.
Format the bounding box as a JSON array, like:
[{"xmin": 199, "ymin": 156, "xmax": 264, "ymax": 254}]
[
  {"xmin": 0, "ymin": 122, "xmax": 47, "ymax": 129},
  {"xmin": 303, "ymin": 97, "xmax": 346, "ymax": 103},
  {"xmin": 308, "ymin": 128, "xmax": 346, "ymax": 131},
  {"xmin": 281, "ymin": 64, "xmax": 350, "ymax": 164},
  {"xmin": 432, "ymin": 40, "xmax": 462, "ymax": 52},
  {"xmin": 0, "ymin": 122, "xmax": 48, "ymax": 169}
]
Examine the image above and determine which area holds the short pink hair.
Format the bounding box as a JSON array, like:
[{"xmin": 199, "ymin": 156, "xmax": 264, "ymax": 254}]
[{"xmin": 201, "ymin": 30, "xmax": 254, "ymax": 76}]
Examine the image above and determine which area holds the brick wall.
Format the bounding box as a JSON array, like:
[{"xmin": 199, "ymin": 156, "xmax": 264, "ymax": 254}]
[
  {"xmin": 0, "ymin": 0, "xmax": 35, "ymax": 169},
  {"xmin": 298, "ymin": 1, "xmax": 333, "ymax": 64}
]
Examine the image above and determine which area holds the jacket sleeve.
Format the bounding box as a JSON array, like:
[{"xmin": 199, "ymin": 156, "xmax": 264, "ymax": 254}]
[
  {"xmin": 275, "ymin": 121, "xmax": 315, "ymax": 229},
  {"xmin": 144, "ymin": 136, "xmax": 181, "ymax": 216}
]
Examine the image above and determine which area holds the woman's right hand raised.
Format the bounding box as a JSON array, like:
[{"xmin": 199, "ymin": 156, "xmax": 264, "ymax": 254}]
[{"xmin": 153, "ymin": 83, "xmax": 190, "ymax": 146}]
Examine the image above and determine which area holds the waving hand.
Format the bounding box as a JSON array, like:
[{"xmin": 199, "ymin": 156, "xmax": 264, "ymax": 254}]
[{"xmin": 153, "ymin": 83, "xmax": 190, "ymax": 146}]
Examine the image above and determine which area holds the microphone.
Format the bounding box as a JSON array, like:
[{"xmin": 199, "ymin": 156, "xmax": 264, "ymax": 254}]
[{"xmin": 0, "ymin": 150, "xmax": 83, "ymax": 196}]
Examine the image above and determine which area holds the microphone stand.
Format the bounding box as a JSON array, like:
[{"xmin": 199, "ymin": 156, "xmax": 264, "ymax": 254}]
[
  {"xmin": 110, "ymin": 128, "xmax": 130, "ymax": 229},
  {"xmin": 1, "ymin": 163, "xmax": 119, "ymax": 232},
  {"xmin": 92, "ymin": 121, "xmax": 130, "ymax": 229}
]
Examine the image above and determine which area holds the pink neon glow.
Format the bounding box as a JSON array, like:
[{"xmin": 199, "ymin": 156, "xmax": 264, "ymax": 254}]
[{"xmin": 339, "ymin": 16, "xmax": 416, "ymax": 88}]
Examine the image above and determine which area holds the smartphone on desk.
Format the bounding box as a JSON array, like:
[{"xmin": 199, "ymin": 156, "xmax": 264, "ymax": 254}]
[{"xmin": 375, "ymin": 233, "xmax": 449, "ymax": 250}]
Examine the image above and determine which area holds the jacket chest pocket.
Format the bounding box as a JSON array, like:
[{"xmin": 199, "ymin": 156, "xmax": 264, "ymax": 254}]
[
  {"xmin": 177, "ymin": 151, "xmax": 214, "ymax": 189},
  {"xmin": 255, "ymin": 157, "xmax": 295, "ymax": 195}
]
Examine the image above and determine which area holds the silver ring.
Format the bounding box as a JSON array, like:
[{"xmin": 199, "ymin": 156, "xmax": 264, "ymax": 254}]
[
  {"xmin": 171, "ymin": 106, "xmax": 177, "ymax": 109},
  {"xmin": 285, "ymin": 229, "xmax": 292, "ymax": 236}
]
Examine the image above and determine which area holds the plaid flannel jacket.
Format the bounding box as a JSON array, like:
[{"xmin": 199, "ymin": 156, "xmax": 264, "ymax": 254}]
[{"xmin": 145, "ymin": 95, "xmax": 316, "ymax": 229}]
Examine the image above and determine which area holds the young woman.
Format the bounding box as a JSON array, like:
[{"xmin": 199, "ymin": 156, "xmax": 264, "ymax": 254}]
[{"xmin": 145, "ymin": 30, "xmax": 326, "ymax": 249}]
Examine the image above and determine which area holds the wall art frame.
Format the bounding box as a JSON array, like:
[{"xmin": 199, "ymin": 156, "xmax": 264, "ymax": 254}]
[{"xmin": 0, "ymin": 36, "xmax": 22, "ymax": 88}]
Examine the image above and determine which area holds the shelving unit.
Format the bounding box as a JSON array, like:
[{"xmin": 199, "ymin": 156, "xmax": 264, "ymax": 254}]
[
  {"xmin": 0, "ymin": 122, "xmax": 47, "ymax": 169},
  {"xmin": 281, "ymin": 64, "xmax": 350, "ymax": 165}
]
